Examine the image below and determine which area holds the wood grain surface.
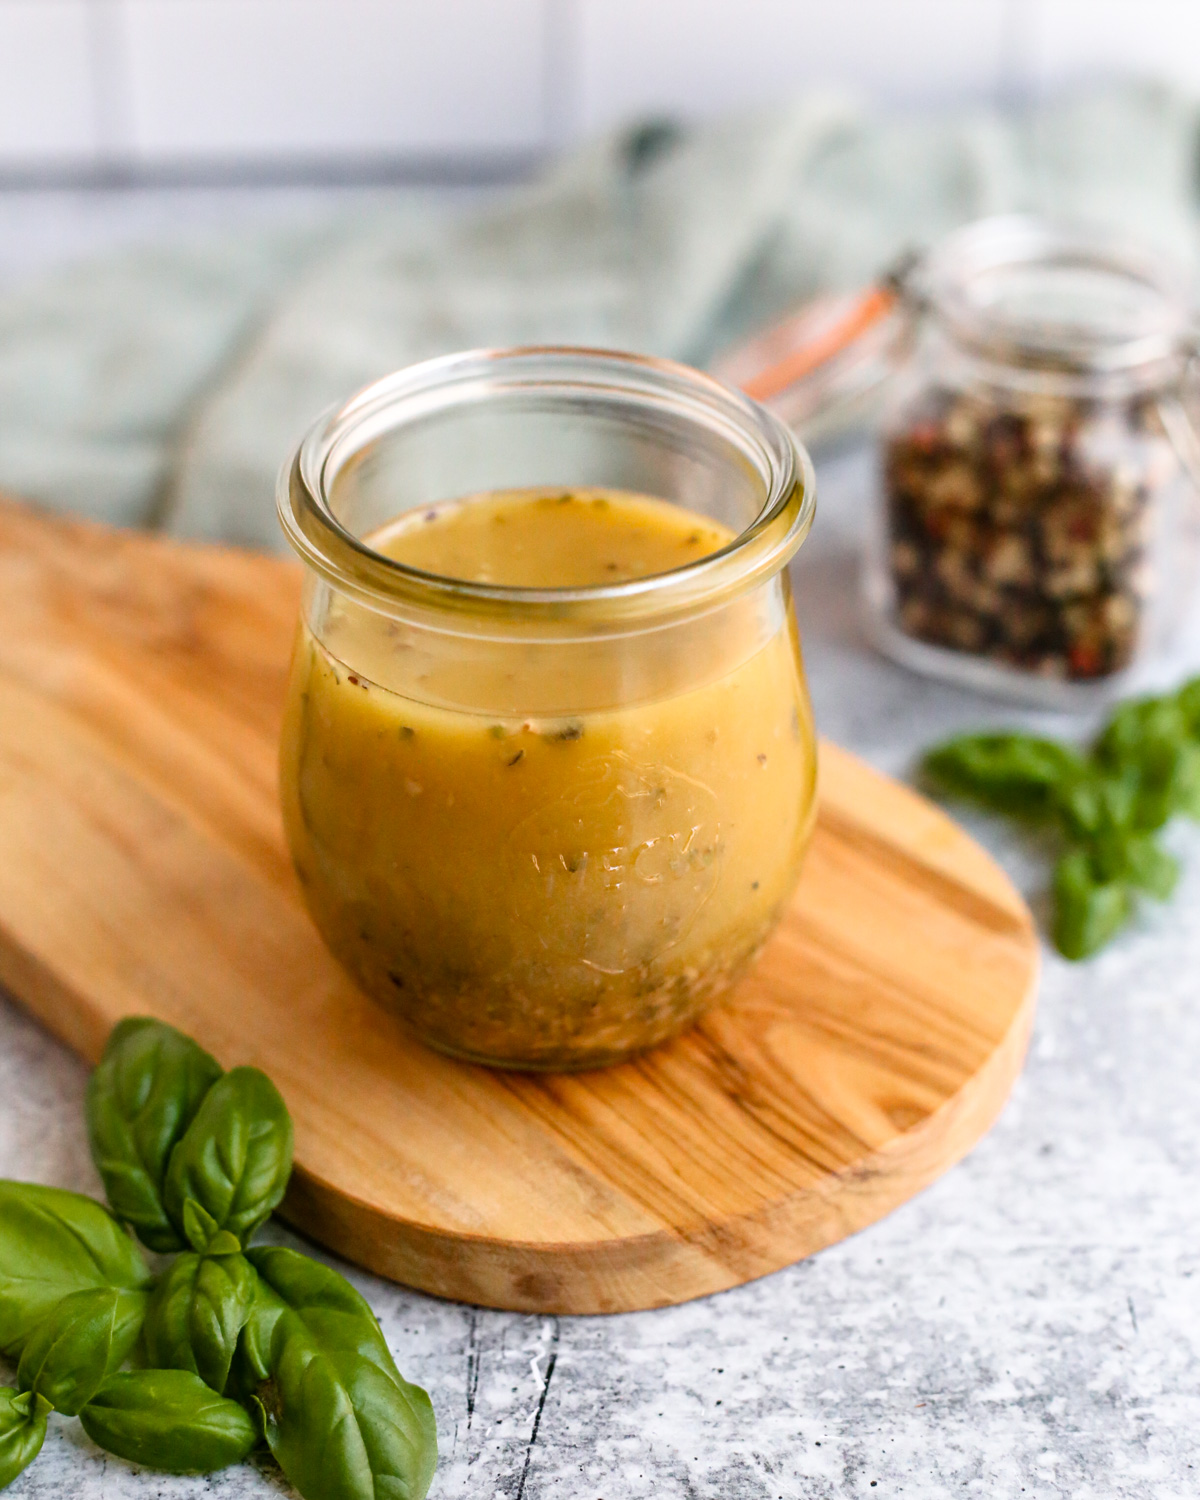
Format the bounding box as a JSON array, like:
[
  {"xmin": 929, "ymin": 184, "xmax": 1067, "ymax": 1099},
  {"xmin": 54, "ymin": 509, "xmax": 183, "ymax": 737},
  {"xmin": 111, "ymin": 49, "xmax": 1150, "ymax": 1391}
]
[{"xmin": 0, "ymin": 498, "xmax": 1039, "ymax": 1314}]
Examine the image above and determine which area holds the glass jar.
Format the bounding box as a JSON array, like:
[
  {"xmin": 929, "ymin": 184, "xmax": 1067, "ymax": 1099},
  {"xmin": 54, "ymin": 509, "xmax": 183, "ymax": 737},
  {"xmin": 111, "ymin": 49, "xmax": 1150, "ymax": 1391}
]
[
  {"xmin": 276, "ymin": 348, "xmax": 818, "ymax": 1071},
  {"xmin": 864, "ymin": 218, "xmax": 1200, "ymax": 704}
]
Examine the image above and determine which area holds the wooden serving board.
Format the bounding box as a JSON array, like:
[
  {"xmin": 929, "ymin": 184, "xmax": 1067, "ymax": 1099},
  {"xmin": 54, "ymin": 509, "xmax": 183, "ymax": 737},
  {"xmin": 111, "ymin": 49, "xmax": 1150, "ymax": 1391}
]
[{"xmin": 0, "ymin": 498, "xmax": 1038, "ymax": 1315}]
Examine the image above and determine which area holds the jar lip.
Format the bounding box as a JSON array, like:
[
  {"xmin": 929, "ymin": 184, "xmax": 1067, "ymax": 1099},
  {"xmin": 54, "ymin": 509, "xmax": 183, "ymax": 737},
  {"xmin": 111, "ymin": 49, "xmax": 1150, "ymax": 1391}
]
[
  {"xmin": 921, "ymin": 215, "xmax": 1193, "ymax": 383},
  {"xmin": 277, "ymin": 346, "xmax": 815, "ymax": 626}
]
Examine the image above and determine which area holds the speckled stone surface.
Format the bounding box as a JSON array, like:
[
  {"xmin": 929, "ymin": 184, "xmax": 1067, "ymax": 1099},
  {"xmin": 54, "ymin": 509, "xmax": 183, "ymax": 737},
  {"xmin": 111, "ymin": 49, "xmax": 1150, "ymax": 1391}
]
[{"xmin": 3, "ymin": 445, "xmax": 1200, "ymax": 1499}]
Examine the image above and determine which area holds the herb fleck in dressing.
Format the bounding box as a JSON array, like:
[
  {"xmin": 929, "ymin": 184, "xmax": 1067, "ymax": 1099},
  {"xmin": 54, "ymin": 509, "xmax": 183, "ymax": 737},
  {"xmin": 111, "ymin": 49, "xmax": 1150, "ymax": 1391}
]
[{"xmin": 280, "ymin": 487, "xmax": 817, "ymax": 1069}]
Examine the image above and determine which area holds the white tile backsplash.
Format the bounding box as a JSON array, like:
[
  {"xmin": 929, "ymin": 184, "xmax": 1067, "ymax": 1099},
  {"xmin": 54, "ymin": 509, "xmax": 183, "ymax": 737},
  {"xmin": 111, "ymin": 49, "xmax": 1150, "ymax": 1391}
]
[
  {"xmin": 118, "ymin": 0, "xmax": 549, "ymax": 159},
  {"xmin": 568, "ymin": 0, "xmax": 1011, "ymax": 138},
  {"xmin": 0, "ymin": 0, "xmax": 97, "ymax": 163},
  {"xmin": 0, "ymin": 0, "xmax": 1198, "ymax": 174},
  {"xmin": 1027, "ymin": 0, "xmax": 1200, "ymax": 93}
]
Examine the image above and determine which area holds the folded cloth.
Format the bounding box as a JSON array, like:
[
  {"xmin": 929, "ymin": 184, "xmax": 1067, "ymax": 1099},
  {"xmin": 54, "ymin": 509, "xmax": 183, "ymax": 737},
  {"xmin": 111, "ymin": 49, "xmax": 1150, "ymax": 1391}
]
[{"xmin": 0, "ymin": 83, "xmax": 1197, "ymax": 549}]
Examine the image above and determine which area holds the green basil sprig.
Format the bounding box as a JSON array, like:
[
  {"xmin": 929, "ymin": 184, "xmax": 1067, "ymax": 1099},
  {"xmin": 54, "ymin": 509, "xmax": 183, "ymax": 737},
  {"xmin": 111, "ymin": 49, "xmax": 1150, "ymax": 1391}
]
[
  {"xmin": 142, "ymin": 1249, "xmax": 255, "ymax": 1395},
  {"xmin": 86, "ymin": 1018, "xmax": 223, "ymax": 1253},
  {"xmin": 0, "ymin": 1182, "xmax": 152, "ymax": 1358},
  {"xmin": 924, "ymin": 674, "xmax": 1200, "ymax": 959},
  {"xmin": 243, "ymin": 1247, "xmax": 438, "ymax": 1500},
  {"xmin": 0, "ymin": 1390, "xmax": 51, "ymax": 1490},
  {"xmin": 164, "ymin": 1067, "xmax": 293, "ymax": 1250},
  {"xmin": 17, "ymin": 1285, "xmax": 148, "ymax": 1416},
  {"xmin": 79, "ymin": 1370, "xmax": 258, "ymax": 1474},
  {"xmin": 0, "ymin": 1018, "xmax": 438, "ymax": 1498}
]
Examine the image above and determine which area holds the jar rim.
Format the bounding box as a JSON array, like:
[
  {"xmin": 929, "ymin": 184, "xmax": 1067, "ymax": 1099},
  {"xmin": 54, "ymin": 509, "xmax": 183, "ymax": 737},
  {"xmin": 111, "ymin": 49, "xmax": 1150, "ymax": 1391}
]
[
  {"xmin": 277, "ymin": 346, "xmax": 815, "ymax": 628},
  {"xmin": 921, "ymin": 215, "xmax": 1193, "ymax": 386}
]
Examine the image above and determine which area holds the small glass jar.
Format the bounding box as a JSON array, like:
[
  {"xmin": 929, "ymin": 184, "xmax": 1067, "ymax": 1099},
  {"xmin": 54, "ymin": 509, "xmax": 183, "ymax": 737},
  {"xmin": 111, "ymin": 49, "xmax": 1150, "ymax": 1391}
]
[
  {"xmin": 276, "ymin": 348, "xmax": 818, "ymax": 1071},
  {"xmin": 864, "ymin": 217, "xmax": 1200, "ymax": 704}
]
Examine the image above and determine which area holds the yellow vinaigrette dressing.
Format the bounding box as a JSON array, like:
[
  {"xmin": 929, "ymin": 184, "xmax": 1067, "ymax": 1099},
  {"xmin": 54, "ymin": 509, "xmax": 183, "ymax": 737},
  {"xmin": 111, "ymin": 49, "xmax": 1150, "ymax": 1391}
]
[{"xmin": 280, "ymin": 488, "xmax": 817, "ymax": 1069}]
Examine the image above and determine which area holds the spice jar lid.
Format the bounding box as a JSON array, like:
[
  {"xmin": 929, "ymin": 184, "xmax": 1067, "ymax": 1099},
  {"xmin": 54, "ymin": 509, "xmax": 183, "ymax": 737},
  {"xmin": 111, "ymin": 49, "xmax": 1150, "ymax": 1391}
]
[{"xmin": 921, "ymin": 215, "xmax": 1194, "ymax": 388}]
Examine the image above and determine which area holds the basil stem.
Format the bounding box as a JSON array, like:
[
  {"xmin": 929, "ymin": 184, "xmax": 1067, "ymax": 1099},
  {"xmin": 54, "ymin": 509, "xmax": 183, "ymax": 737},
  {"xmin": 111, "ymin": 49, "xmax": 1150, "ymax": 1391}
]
[
  {"xmin": 243, "ymin": 1246, "xmax": 438, "ymax": 1500},
  {"xmin": 0, "ymin": 1182, "xmax": 152, "ymax": 1360},
  {"xmin": 79, "ymin": 1370, "xmax": 258, "ymax": 1475},
  {"xmin": 163, "ymin": 1068, "xmax": 294, "ymax": 1250},
  {"xmin": 0, "ymin": 1389, "xmax": 51, "ymax": 1490},
  {"xmin": 86, "ymin": 1018, "xmax": 224, "ymax": 1253}
]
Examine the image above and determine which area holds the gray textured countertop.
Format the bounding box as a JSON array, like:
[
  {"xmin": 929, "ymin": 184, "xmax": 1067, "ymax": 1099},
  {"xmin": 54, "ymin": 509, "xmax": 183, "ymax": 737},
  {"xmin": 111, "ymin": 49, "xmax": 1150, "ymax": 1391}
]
[{"xmin": 3, "ymin": 443, "xmax": 1200, "ymax": 1500}]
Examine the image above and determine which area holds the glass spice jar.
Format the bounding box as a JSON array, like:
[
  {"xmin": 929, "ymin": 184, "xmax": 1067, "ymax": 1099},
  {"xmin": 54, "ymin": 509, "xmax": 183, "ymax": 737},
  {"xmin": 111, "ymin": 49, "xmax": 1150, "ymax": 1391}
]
[{"xmin": 864, "ymin": 217, "xmax": 1200, "ymax": 704}]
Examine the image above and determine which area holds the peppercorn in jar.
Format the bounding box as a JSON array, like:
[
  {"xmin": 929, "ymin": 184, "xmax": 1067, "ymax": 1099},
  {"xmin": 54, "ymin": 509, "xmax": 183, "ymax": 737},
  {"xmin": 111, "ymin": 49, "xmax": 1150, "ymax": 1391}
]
[
  {"xmin": 864, "ymin": 218, "xmax": 1200, "ymax": 703},
  {"xmin": 884, "ymin": 386, "xmax": 1175, "ymax": 679}
]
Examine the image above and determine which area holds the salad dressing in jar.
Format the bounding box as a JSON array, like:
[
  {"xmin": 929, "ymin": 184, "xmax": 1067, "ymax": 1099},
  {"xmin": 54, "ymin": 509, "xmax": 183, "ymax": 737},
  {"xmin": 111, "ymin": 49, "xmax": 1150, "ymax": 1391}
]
[{"xmin": 277, "ymin": 351, "xmax": 818, "ymax": 1071}]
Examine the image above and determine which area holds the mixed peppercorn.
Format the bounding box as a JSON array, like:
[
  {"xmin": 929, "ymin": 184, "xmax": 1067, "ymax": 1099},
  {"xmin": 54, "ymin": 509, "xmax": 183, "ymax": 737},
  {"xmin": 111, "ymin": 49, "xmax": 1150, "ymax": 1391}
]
[{"xmin": 884, "ymin": 386, "xmax": 1175, "ymax": 680}]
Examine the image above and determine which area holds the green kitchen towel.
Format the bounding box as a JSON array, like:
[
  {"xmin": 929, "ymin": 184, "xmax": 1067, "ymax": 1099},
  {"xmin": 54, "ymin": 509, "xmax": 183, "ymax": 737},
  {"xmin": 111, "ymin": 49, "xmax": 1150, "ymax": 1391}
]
[{"xmin": 0, "ymin": 83, "xmax": 1197, "ymax": 549}]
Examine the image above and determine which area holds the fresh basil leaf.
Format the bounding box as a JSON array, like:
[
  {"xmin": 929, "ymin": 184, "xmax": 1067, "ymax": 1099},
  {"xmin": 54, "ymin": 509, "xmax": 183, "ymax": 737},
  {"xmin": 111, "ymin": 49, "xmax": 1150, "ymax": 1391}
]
[
  {"xmin": 923, "ymin": 734, "xmax": 1086, "ymax": 821},
  {"xmin": 86, "ymin": 1018, "xmax": 224, "ymax": 1253},
  {"xmin": 142, "ymin": 1251, "xmax": 255, "ymax": 1395},
  {"xmin": 16, "ymin": 1285, "xmax": 148, "ymax": 1416},
  {"xmin": 245, "ymin": 1246, "xmax": 437, "ymax": 1500},
  {"xmin": 1176, "ymin": 676, "xmax": 1200, "ymax": 736},
  {"xmin": 204, "ymin": 1229, "xmax": 243, "ymax": 1258},
  {"xmin": 225, "ymin": 1268, "xmax": 286, "ymax": 1407},
  {"xmin": 1095, "ymin": 693, "xmax": 1181, "ymax": 766},
  {"xmin": 0, "ymin": 1182, "xmax": 153, "ymax": 1359},
  {"xmin": 1119, "ymin": 834, "xmax": 1180, "ymax": 900},
  {"xmin": 1056, "ymin": 767, "xmax": 1139, "ymax": 845},
  {"xmin": 0, "ymin": 1388, "xmax": 51, "ymax": 1490},
  {"xmin": 181, "ymin": 1198, "xmax": 222, "ymax": 1254},
  {"xmin": 1094, "ymin": 696, "xmax": 1200, "ymax": 830},
  {"xmin": 1053, "ymin": 849, "xmax": 1132, "ymax": 960},
  {"xmin": 1167, "ymin": 741, "xmax": 1200, "ymax": 821},
  {"xmin": 163, "ymin": 1068, "xmax": 293, "ymax": 1249},
  {"xmin": 79, "ymin": 1370, "xmax": 257, "ymax": 1475}
]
